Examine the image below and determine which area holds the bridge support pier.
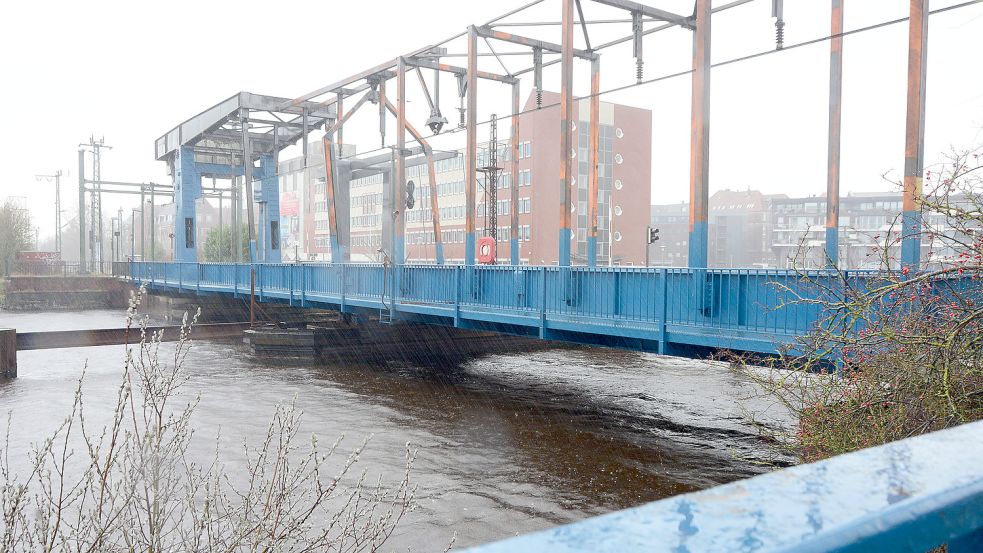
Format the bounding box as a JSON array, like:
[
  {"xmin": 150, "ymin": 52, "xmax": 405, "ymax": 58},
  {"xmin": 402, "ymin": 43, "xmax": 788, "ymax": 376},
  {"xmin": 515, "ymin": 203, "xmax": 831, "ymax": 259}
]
[{"xmin": 1, "ymin": 328, "xmax": 15, "ymax": 379}]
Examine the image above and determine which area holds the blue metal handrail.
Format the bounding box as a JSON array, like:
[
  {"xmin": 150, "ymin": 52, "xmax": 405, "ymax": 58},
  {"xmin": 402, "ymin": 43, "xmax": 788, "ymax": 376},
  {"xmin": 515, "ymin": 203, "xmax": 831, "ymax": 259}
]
[{"xmin": 463, "ymin": 420, "xmax": 983, "ymax": 552}]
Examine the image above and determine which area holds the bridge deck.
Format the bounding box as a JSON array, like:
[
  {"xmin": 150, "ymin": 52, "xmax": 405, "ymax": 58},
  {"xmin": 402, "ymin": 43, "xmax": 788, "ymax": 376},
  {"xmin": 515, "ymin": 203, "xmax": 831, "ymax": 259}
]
[{"xmin": 124, "ymin": 261, "xmax": 856, "ymax": 355}]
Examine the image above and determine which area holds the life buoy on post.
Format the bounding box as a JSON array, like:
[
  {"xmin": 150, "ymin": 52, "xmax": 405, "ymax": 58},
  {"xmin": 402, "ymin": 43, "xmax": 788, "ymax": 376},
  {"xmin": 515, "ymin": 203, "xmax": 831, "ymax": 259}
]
[{"xmin": 477, "ymin": 236, "xmax": 497, "ymax": 264}]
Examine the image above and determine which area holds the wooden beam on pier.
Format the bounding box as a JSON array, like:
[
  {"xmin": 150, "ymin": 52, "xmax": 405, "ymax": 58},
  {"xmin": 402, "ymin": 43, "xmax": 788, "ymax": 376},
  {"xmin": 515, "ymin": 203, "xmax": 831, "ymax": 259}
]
[{"xmin": 14, "ymin": 323, "xmax": 251, "ymax": 352}]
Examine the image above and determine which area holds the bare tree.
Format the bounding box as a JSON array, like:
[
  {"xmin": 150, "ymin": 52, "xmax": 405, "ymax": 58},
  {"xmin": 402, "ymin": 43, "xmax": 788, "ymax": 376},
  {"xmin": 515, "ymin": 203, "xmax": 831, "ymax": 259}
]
[
  {"xmin": 0, "ymin": 199, "xmax": 34, "ymax": 272},
  {"xmin": 1, "ymin": 288, "xmax": 416, "ymax": 551},
  {"xmin": 733, "ymin": 146, "xmax": 983, "ymax": 462}
]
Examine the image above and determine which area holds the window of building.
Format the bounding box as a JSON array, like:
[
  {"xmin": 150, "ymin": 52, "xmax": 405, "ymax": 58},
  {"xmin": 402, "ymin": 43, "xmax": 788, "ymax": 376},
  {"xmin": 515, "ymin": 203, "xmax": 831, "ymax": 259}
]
[{"xmin": 519, "ymin": 197, "xmax": 531, "ymax": 214}]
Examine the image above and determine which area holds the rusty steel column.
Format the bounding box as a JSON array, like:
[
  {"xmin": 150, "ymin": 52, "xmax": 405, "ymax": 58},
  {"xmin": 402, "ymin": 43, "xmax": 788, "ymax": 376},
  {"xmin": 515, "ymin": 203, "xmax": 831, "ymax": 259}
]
[
  {"xmin": 427, "ymin": 153, "xmax": 444, "ymax": 264},
  {"xmin": 510, "ymin": 81, "xmax": 521, "ymax": 265},
  {"xmin": 687, "ymin": 0, "xmax": 711, "ymax": 269},
  {"xmin": 465, "ymin": 26, "xmax": 479, "ymax": 266},
  {"xmin": 395, "ymin": 57, "xmax": 407, "ymax": 265},
  {"xmin": 825, "ymin": 0, "xmax": 844, "ymax": 269},
  {"xmin": 241, "ymin": 107, "xmax": 257, "ymax": 262},
  {"xmin": 336, "ymin": 92, "xmax": 344, "ymax": 147},
  {"xmin": 587, "ymin": 56, "xmax": 600, "ymax": 267},
  {"xmin": 323, "ymin": 136, "xmax": 342, "ymax": 263},
  {"xmin": 902, "ymin": 0, "xmax": 928, "ymax": 271},
  {"xmin": 558, "ymin": 0, "xmax": 575, "ymax": 267}
]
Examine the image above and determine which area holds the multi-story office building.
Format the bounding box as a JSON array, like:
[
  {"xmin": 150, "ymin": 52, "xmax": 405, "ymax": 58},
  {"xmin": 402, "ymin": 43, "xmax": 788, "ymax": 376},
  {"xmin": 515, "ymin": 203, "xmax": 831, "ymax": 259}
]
[{"xmin": 278, "ymin": 91, "xmax": 652, "ymax": 265}]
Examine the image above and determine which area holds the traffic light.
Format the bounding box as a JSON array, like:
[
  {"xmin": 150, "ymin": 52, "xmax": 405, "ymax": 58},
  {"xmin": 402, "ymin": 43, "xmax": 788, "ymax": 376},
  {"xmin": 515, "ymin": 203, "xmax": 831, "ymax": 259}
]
[
  {"xmin": 647, "ymin": 227, "xmax": 660, "ymax": 244},
  {"xmin": 406, "ymin": 179, "xmax": 416, "ymax": 210}
]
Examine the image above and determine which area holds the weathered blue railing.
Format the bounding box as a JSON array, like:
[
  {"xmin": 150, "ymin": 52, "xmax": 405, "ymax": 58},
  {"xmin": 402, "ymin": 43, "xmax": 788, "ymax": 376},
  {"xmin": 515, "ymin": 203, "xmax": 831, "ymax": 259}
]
[
  {"xmin": 464, "ymin": 419, "xmax": 983, "ymax": 552},
  {"xmin": 127, "ymin": 261, "xmax": 866, "ymax": 354}
]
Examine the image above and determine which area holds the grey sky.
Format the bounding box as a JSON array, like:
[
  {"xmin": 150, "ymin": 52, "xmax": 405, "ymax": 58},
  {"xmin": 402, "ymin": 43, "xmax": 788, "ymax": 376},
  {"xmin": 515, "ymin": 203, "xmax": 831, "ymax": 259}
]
[{"xmin": 2, "ymin": 0, "xmax": 981, "ymax": 240}]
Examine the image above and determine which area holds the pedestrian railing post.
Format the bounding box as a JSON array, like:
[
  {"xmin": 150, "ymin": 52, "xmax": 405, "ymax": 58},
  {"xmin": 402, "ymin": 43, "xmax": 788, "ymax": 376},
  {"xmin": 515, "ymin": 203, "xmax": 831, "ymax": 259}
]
[
  {"xmin": 289, "ymin": 264, "xmax": 295, "ymax": 306},
  {"xmin": 341, "ymin": 264, "xmax": 347, "ymax": 313},
  {"xmin": 454, "ymin": 265, "xmax": 461, "ymax": 327},
  {"xmin": 258, "ymin": 264, "xmax": 264, "ymax": 301},
  {"xmin": 539, "ymin": 267, "xmax": 547, "ymax": 339},
  {"xmin": 301, "ymin": 264, "xmax": 307, "ymax": 308},
  {"xmin": 658, "ymin": 268, "xmax": 669, "ymax": 354}
]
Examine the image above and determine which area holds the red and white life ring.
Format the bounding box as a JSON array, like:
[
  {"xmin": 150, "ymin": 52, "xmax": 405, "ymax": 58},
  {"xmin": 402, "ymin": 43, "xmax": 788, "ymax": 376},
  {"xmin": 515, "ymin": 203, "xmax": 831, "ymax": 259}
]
[{"xmin": 477, "ymin": 236, "xmax": 497, "ymax": 264}]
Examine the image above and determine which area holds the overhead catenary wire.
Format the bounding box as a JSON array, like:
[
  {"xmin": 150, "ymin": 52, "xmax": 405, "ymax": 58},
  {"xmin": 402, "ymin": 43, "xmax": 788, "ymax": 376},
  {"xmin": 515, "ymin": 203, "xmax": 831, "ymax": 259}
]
[{"xmin": 336, "ymin": 0, "xmax": 983, "ymax": 164}]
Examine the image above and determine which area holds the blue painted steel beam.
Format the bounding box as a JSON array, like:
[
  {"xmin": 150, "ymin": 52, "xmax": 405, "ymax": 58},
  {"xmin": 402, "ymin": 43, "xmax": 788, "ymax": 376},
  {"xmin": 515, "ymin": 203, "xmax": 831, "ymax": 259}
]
[
  {"xmin": 258, "ymin": 154, "xmax": 281, "ymax": 262},
  {"xmin": 173, "ymin": 146, "xmax": 201, "ymax": 262},
  {"xmin": 465, "ymin": 420, "xmax": 983, "ymax": 552}
]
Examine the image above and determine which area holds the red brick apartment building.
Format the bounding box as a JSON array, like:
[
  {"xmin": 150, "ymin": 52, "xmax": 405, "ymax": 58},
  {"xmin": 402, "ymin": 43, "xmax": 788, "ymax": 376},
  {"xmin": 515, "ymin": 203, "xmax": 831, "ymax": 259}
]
[{"xmin": 279, "ymin": 91, "xmax": 652, "ymax": 265}]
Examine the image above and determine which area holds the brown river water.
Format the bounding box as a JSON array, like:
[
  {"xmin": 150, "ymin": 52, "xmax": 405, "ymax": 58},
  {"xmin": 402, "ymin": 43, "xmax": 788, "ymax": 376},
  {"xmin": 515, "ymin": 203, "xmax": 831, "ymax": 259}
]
[{"xmin": 0, "ymin": 308, "xmax": 792, "ymax": 550}]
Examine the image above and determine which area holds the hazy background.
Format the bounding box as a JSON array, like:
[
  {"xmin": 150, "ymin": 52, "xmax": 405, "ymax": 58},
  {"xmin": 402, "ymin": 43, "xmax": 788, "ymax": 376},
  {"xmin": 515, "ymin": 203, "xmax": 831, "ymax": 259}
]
[{"xmin": 1, "ymin": 0, "xmax": 981, "ymax": 241}]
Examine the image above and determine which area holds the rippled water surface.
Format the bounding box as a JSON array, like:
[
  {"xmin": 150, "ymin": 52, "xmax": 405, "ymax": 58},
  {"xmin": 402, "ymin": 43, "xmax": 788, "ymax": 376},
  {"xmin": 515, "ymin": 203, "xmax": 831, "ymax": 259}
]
[{"xmin": 0, "ymin": 309, "xmax": 791, "ymax": 549}]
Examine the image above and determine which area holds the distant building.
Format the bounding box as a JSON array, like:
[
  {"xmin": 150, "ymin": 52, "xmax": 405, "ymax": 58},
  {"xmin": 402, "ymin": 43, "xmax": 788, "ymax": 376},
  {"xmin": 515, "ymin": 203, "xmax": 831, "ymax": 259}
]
[
  {"xmin": 145, "ymin": 199, "xmax": 231, "ymax": 261},
  {"xmin": 647, "ymin": 202, "xmax": 687, "ymax": 266},
  {"xmin": 651, "ymin": 190, "xmax": 964, "ymax": 269},
  {"xmin": 277, "ymin": 91, "xmax": 652, "ymax": 265},
  {"xmin": 708, "ymin": 189, "xmax": 783, "ymax": 268},
  {"xmin": 649, "ymin": 189, "xmax": 785, "ymax": 268}
]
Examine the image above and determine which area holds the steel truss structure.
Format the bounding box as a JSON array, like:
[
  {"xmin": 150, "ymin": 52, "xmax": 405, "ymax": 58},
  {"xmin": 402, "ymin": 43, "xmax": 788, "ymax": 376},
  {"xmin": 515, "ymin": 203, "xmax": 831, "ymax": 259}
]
[{"xmin": 152, "ymin": 0, "xmax": 936, "ymax": 271}]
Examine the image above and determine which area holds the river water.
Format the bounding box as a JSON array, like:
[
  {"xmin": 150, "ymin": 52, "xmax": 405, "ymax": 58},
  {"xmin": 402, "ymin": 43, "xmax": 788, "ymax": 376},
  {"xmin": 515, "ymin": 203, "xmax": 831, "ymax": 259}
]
[{"xmin": 0, "ymin": 308, "xmax": 792, "ymax": 550}]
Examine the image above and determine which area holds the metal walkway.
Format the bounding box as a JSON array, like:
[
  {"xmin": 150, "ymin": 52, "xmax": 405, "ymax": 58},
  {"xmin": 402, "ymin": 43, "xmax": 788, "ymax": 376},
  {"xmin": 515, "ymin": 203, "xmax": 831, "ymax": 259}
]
[{"xmin": 126, "ymin": 261, "xmax": 854, "ymax": 356}]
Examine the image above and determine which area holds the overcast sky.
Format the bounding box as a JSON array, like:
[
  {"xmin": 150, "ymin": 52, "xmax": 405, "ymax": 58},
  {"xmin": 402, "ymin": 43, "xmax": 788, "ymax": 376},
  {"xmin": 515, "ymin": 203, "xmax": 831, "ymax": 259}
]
[{"xmin": 2, "ymin": 0, "xmax": 981, "ymax": 240}]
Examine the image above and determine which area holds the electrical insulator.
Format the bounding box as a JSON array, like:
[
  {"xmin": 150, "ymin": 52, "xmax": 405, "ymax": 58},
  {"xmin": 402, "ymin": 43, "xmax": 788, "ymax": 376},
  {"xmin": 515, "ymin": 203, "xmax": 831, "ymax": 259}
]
[{"xmin": 772, "ymin": 0, "xmax": 785, "ymax": 50}]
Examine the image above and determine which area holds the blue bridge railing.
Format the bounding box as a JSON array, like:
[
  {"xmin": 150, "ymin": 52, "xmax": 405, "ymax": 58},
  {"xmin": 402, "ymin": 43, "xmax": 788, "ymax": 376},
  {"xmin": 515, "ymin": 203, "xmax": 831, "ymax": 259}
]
[
  {"xmin": 464, "ymin": 419, "xmax": 983, "ymax": 552},
  {"xmin": 126, "ymin": 261, "xmax": 874, "ymax": 354}
]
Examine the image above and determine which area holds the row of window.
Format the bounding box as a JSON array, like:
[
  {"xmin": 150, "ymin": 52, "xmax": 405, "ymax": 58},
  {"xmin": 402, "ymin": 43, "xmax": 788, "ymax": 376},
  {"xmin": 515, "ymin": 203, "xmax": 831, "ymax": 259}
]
[
  {"xmin": 398, "ymin": 226, "xmax": 533, "ymax": 245},
  {"xmin": 477, "ymin": 199, "xmax": 512, "ymax": 217},
  {"xmin": 352, "ymin": 234, "xmax": 382, "ymax": 247},
  {"xmin": 352, "ymin": 214, "xmax": 381, "ymax": 228},
  {"xmin": 352, "ymin": 192, "xmax": 382, "ymax": 207}
]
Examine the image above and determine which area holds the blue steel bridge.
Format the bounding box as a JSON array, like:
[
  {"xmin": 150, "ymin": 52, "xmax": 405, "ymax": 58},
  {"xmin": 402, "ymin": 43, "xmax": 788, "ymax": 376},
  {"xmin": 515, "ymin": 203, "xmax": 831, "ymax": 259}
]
[
  {"xmin": 128, "ymin": 261, "xmax": 839, "ymax": 356},
  {"xmin": 98, "ymin": 0, "xmax": 983, "ymax": 548}
]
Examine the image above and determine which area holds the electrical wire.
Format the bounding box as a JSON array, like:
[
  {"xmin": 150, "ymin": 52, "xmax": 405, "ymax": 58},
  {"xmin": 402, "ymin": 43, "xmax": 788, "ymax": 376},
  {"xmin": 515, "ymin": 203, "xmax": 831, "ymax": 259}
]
[{"xmin": 336, "ymin": 0, "xmax": 983, "ymax": 164}]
